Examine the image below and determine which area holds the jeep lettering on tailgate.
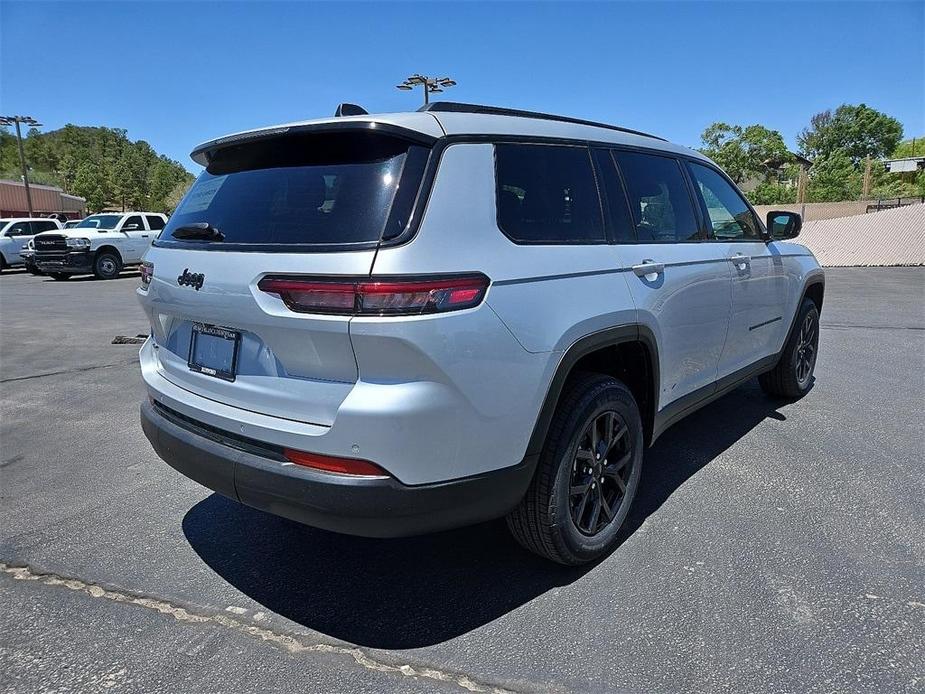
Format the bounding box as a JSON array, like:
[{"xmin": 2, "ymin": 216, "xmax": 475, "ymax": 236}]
[{"xmin": 177, "ymin": 268, "xmax": 205, "ymax": 290}]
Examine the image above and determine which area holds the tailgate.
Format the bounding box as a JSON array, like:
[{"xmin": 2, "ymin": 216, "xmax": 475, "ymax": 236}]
[{"xmin": 138, "ymin": 125, "xmax": 433, "ymax": 426}]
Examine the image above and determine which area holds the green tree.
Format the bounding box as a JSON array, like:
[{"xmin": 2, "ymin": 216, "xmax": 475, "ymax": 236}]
[
  {"xmin": 806, "ymin": 150, "xmax": 862, "ymax": 202},
  {"xmin": 0, "ymin": 129, "xmax": 19, "ymax": 173},
  {"xmin": 798, "ymin": 104, "xmax": 903, "ymax": 164},
  {"xmin": 699, "ymin": 122, "xmax": 791, "ymax": 185},
  {"xmin": 1, "ymin": 123, "xmax": 191, "ymax": 212},
  {"xmin": 72, "ymin": 161, "xmax": 109, "ymax": 212},
  {"xmin": 890, "ymin": 136, "xmax": 925, "ymax": 158},
  {"xmin": 57, "ymin": 151, "xmax": 80, "ymax": 191},
  {"xmin": 746, "ymin": 181, "xmax": 797, "ymax": 205}
]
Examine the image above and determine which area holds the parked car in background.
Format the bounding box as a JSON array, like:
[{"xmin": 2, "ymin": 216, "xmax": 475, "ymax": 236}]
[
  {"xmin": 138, "ymin": 102, "xmax": 823, "ymax": 565},
  {"xmin": 32, "ymin": 212, "xmax": 168, "ymax": 280},
  {"xmin": 0, "ymin": 218, "xmax": 63, "ymax": 273},
  {"xmin": 22, "ymin": 239, "xmax": 40, "ymax": 275}
]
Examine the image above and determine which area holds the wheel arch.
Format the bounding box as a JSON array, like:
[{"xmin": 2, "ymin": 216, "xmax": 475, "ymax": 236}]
[
  {"xmin": 804, "ymin": 277, "xmax": 825, "ymax": 314},
  {"xmin": 766, "ymin": 273, "xmax": 825, "ymax": 374},
  {"xmin": 787, "ymin": 274, "xmax": 825, "ymax": 341},
  {"xmin": 525, "ymin": 325, "xmax": 660, "ymax": 457},
  {"xmin": 94, "ymin": 245, "xmax": 123, "ymax": 263}
]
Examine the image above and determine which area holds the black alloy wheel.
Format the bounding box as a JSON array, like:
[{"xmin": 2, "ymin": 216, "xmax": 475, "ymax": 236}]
[
  {"xmin": 570, "ymin": 411, "xmax": 633, "ymax": 536},
  {"xmin": 794, "ymin": 311, "xmax": 818, "ymax": 387}
]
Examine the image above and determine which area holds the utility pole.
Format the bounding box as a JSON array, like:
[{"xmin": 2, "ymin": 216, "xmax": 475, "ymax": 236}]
[
  {"xmin": 0, "ymin": 114, "xmax": 42, "ymax": 217},
  {"xmin": 396, "ymin": 74, "xmax": 457, "ymax": 106},
  {"xmin": 862, "ymin": 154, "xmax": 872, "ymax": 199}
]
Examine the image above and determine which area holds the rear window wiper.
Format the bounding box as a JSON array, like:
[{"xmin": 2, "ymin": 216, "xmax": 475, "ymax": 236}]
[{"xmin": 171, "ymin": 223, "xmax": 225, "ymax": 241}]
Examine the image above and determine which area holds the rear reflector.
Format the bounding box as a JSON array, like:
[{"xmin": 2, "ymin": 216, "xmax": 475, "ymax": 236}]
[
  {"xmin": 258, "ymin": 274, "xmax": 489, "ymax": 316},
  {"xmin": 140, "ymin": 261, "xmax": 154, "ymax": 288},
  {"xmin": 283, "ymin": 449, "xmax": 389, "ymax": 477}
]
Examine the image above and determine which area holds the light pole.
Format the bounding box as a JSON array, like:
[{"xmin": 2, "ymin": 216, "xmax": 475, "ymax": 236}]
[
  {"xmin": 0, "ymin": 114, "xmax": 42, "ymax": 217},
  {"xmin": 396, "ymin": 74, "xmax": 457, "ymax": 106}
]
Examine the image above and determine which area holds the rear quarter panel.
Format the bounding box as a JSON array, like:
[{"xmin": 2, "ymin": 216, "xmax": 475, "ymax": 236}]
[{"xmin": 368, "ymin": 143, "xmax": 639, "ymax": 475}]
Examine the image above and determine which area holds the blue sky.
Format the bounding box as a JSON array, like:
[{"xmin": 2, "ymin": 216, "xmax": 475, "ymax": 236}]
[{"xmin": 2, "ymin": 1, "xmax": 923, "ymax": 172}]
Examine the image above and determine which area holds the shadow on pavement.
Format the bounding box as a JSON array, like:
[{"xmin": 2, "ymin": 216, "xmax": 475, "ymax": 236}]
[
  {"xmin": 40, "ymin": 271, "xmax": 141, "ymax": 282},
  {"xmin": 183, "ymin": 379, "xmax": 786, "ymax": 648}
]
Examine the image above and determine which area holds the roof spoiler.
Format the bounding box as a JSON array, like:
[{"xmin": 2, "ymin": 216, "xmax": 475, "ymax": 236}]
[{"xmin": 189, "ymin": 120, "xmax": 436, "ymax": 167}]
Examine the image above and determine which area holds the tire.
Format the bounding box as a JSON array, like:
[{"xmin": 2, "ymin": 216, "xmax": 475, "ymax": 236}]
[
  {"xmin": 506, "ymin": 372, "xmax": 644, "ymax": 565},
  {"xmin": 93, "ymin": 251, "xmax": 122, "ymax": 280},
  {"xmin": 759, "ymin": 298, "xmax": 820, "ymax": 399},
  {"xmin": 50, "ymin": 272, "xmax": 70, "ymax": 281}
]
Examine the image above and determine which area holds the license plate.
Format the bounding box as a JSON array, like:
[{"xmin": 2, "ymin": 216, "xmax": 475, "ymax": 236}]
[{"xmin": 188, "ymin": 323, "xmax": 240, "ymax": 382}]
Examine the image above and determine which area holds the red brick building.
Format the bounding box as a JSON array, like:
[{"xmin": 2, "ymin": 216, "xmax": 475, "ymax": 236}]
[{"xmin": 0, "ymin": 179, "xmax": 86, "ymax": 218}]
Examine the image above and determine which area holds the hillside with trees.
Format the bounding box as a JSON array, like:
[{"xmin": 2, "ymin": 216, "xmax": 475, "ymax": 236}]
[
  {"xmin": 0, "ymin": 125, "xmax": 194, "ymax": 213},
  {"xmin": 699, "ymin": 103, "xmax": 923, "ymax": 205}
]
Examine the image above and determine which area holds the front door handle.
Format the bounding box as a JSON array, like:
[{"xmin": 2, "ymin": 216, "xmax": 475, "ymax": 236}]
[
  {"xmin": 729, "ymin": 253, "xmax": 750, "ymax": 270},
  {"xmin": 632, "ymin": 260, "xmax": 665, "ymax": 277}
]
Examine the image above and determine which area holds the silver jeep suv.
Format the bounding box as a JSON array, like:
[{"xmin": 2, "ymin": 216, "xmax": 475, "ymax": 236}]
[{"xmin": 138, "ymin": 102, "xmax": 824, "ymax": 564}]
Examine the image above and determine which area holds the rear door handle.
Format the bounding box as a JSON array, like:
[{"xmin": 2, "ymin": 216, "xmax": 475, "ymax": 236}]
[
  {"xmin": 632, "ymin": 260, "xmax": 665, "ymax": 277},
  {"xmin": 142, "ymin": 234, "xmax": 150, "ymax": 238}
]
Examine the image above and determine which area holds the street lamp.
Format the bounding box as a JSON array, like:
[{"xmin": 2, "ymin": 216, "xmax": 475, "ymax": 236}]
[
  {"xmin": 0, "ymin": 114, "xmax": 42, "ymax": 217},
  {"xmin": 396, "ymin": 74, "xmax": 457, "ymax": 106}
]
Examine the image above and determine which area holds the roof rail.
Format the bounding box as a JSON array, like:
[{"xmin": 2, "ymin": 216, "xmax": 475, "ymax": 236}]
[{"xmin": 419, "ymin": 101, "xmax": 667, "ymax": 142}]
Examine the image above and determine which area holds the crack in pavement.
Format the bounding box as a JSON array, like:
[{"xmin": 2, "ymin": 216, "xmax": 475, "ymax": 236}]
[
  {"xmin": 0, "ymin": 359, "xmax": 139, "ymax": 384},
  {"xmin": 0, "ymin": 562, "xmax": 520, "ymax": 694}
]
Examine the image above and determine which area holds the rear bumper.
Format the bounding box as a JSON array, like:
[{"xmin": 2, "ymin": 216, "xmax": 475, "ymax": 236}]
[{"xmin": 141, "ymin": 399, "xmax": 535, "ymax": 538}]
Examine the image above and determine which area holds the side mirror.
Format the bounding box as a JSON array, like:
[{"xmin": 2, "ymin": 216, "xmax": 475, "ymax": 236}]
[
  {"xmin": 123, "ymin": 224, "xmax": 140, "ymax": 231},
  {"xmin": 766, "ymin": 211, "xmax": 802, "ymax": 240}
]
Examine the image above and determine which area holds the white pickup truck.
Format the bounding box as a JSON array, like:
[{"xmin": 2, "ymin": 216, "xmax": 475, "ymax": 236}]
[
  {"xmin": 0, "ymin": 218, "xmax": 64, "ymax": 273},
  {"xmin": 32, "ymin": 212, "xmax": 167, "ymax": 280}
]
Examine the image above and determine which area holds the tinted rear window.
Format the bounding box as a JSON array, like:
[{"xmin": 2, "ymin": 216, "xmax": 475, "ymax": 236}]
[
  {"xmin": 161, "ymin": 132, "xmax": 429, "ymax": 249},
  {"xmin": 495, "ymin": 144, "xmax": 604, "ymax": 244}
]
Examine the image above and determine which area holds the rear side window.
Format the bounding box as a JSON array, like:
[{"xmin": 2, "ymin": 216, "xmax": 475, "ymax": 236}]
[
  {"xmin": 614, "ymin": 152, "xmax": 700, "ymax": 242},
  {"xmin": 495, "ymin": 144, "xmax": 604, "ymax": 244},
  {"xmin": 160, "ymin": 131, "xmax": 429, "ymax": 250},
  {"xmin": 145, "ymin": 215, "xmax": 166, "ymax": 230},
  {"xmin": 30, "ymin": 221, "xmax": 59, "ymax": 233}
]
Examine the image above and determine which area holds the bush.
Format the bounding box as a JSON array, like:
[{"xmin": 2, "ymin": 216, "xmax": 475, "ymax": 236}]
[{"xmin": 746, "ymin": 182, "xmax": 796, "ymax": 205}]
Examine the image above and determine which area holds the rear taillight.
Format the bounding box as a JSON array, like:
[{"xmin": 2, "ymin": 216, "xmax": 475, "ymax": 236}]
[
  {"xmin": 283, "ymin": 449, "xmax": 389, "ymax": 477},
  {"xmin": 140, "ymin": 261, "xmax": 154, "ymax": 289},
  {"xmin": 258, "ymin": 274, "xmax": 490, "ymax": 316}
]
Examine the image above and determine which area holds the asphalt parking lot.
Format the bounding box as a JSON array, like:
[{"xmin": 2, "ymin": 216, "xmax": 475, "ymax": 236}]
[{"xmin": 1, "ymin": 266, "xmax": 923, "ymax": 694}]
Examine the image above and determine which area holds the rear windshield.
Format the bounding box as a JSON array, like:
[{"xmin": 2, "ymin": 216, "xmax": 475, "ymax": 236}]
[{"xmin": 160, "ymin": 131, "xmax": 429, "ymax": 250}]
